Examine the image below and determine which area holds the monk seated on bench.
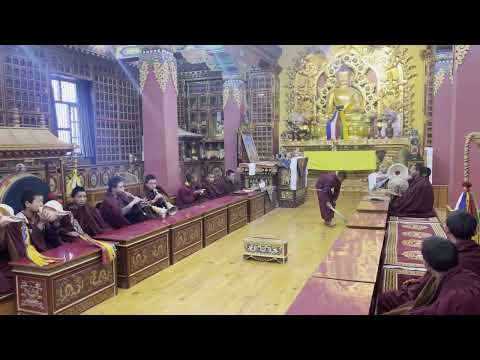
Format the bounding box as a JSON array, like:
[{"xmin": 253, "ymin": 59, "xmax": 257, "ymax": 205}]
[
  {"xmin": 201, "ymin": 173, "xmax": 225, "ymax": 200},
  {"xmin": 378, "ymin": 211, "xmax": 480, "ymax": 314},
  {"xmin": 64, "ymin": 186, "xmax": 112, "ymax": 237},
  {"xmin": 389, "ymin": 237, "xmax": 480, "ymax": 315},
  {"xmin": 389, "ymin": 166, "xmax": 436, "ymax": 218},
  {"xmin": 176, "ymin": 174, "xmax": 207, "ymax": 209}
]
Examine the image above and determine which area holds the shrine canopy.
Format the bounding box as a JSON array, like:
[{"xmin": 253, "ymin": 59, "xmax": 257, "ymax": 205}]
[{"xmin": 304, "ymin": 150, "xmax": 376, "ymax": 171}]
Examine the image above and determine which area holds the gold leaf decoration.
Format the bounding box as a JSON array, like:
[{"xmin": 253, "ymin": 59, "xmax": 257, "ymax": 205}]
[
  {"xmin": 454, "ymin": 45, "xmax": 471, "ymax": 72},
  {"xmin": 433, "ymin": 69, "xmax": 446, "ymax": 96},
  {"xmin": 140, "ymin": 50, "xmax": 178, "ymax": 94}
]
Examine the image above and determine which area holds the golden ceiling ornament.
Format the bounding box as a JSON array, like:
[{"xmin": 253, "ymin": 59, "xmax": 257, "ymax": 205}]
[
  {"xmin": 454, "ymin": 45, "xmax": 471, "ymax": 72},
  {"xmin": 433, "ymin": 68, "xmax": 446, "ymax": 96},
  {"xmin": 223, "ymin": 79, "xmax": 244, "ymax": 109},
  {"xmin": 139, "ymin": 61, "xmax": 150, "ymax": 92},
  {"xmin": 139, "ymin": 50, "xmax": 178, "ymax": 94}
]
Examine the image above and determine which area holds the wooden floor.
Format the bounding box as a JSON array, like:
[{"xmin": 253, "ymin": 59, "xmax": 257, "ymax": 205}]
[{"xmin": 84, "ymin": 192, "xmax": 364, "ymax": 315}]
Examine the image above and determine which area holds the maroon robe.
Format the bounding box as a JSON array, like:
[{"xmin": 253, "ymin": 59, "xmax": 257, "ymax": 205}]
[
  {"xmin": 378, "ymin": 239, "xmax": 480, "ymax": 314},
  {"xmin": 0, "ymin": 221, "xmax": 41, "ymax": 295},
  {"xmin": 217, "ymin": 177, "xmax": 241, "ymax": 195},
  {"xmin": 389, "ymin": 176, "xmax": 435, "ymax": 218},
  {"xmin": 176, "ymin": 185, "xmax": 201, "ymax": 209},
  {"xmin": 202, "ymin": 181, "xmax": 225, "ymax": 199},
  {"xmin": 408, "ymin": 266, "xmax": 480, "ymax": 315},
  {"xmin": 65, "ymin": 203, "xmax": 111, "ymax": 236},
  {"xmin": 144, "ymin": 185, "xmax": 170, "ymax": 208},
  {"xmin": 315, "ymin": 173, "xmax": 341, "ymax": 222},
  {"xmin": 17, "ymin": 211, "xmax": 62, "ymax": 252},
  {"xmin": 99, "ymin": 192, "xmax": 132, "ymax": 229}
]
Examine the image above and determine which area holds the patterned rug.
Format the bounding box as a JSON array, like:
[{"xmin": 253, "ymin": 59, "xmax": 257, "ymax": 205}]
[
  {"xmin": 382, "ymin": 267, "xmax": 427, "ymax": 292},
  {"xmin": 384, "ymin": 221, "xmax": 448, "ymax": 268},
  {"xmin": 388, "ymin": 216, "xmax": 439, "ymax": 223}
]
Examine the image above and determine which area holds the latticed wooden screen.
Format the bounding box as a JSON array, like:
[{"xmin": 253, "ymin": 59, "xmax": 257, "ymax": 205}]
[
  {"xmin": 0, "ymin": 45, "xmax": 142, "ymax": 164},
  {"xmin": 246, "ymin": 67, "xmax": 279, "ymax": 160}
]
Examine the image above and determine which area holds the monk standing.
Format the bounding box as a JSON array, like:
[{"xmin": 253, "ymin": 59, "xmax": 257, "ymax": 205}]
[
  {"xmin": 378, "ymin": 211, "xmax": 480, "ymax": 314},
  {"xmin": 389, "ymin": 166, "xmax": 435, "ymax": 218},
  {"xmin": 176, "ymin": 174, "xmax": 206, "ymax": 209},
  {"xmin": 64, "ymin": 187, "xmax": 111, "ymax": 236},
  {"xmin": 406, "ymin": 237, "xmax": 480, "ymax": 315},
  {"xmin": 99, "ymin": 176, "xmax": 146, "ymax": 229},
  {"xmin": 315, "ymin": 171, "xmax": 347, "ymax": 227}
]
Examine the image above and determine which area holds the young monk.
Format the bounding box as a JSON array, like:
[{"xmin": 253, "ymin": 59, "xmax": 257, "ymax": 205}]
[
  {"xmin": 176, "ymin": 174, "xmax": 206, "ymax": 209},
  {"xmin": 64, "ymin": 187, "xmax": 111, "ymax": 236},
  {"xmin": 143, "ymin": 174, "xmax": 171, "ymax": 209},
  {"xmin": 15, "ymin": 191, "xmax": 65, "ymax": 251},
  {"xmin": 217, "ymin": 170, "xmax": 241, "ymax": 195},
  {"xmin": 0, "ymin": 204, "xmax": 24, "ymax": 295},
  {"xmin": 389, "ymin": 166, "xmax": 435, "ymax": 218},
  {"xmin": 99, "ymin": 176, "xmax": 148, "ymax": 229},
  {"xmin": 405, "ymin": 237, "xmax": 480, "ymax": 315},
  {"xmin": 315, "ymin": 171, "xmax": 347, "ymax": 227},
  {"xmin": 378, "ymin": 211, "xmax": 480, "ymax": 314},
  {"xmin": 201, "ymin": 173, "xmax": 225, "ymax": 199},
  {"xmin": 408, "ymin": 163, "xmax": 422, "ymax": 186}
]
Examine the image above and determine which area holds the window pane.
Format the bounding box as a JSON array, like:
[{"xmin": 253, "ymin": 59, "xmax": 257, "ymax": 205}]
[
  {"xmin": 55, "ymin": 103, "xmax": 69, "ymax": 128},
  {"xmin": 51, "ymin": 79, "xmax": 61, "ymax": 101},
  {"xmin": 70, "ymin": 106, "xmax": 79, "ymax": 139},
  {"xmin": 58, "ymin": 130, "xmax": 70, "ymax": 144},
  {"xmin": 61, "ymin": 80, "xmax": 77, "ymax": 103}
]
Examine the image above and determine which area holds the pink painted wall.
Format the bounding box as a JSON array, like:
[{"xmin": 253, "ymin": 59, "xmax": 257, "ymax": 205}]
[
  {"xmin": 448, "ymin": 45, "xmax": 480, "ymax": 206},
  {"xmin": 223, "ymin": 94, "xmax": 241, "ymax": 172},
  {"xmin": 433, "ymin": 46, "xmax": 480, "ymax": 206},
  {"xmin": 432, "ymin": 74, "xmax": 453, "ymax": 186},
  {"xmin": 142, "ymin": 69, "xmax": 181, "ymax": 196}
]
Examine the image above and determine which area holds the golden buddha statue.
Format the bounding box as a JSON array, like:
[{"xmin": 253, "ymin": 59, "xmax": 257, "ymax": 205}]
[{"xmin": 323, "ymin": 65, "xmax": 369, "ymax": 139}]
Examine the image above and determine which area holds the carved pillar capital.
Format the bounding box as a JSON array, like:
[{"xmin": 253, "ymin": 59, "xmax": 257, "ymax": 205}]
[
  {"xmin": 139, "ymin": 48, "xmax": 178, "ymax": 94},
  {"xmin": 223, "ymin": 79, "xmax": 245, "ymax": 109}
]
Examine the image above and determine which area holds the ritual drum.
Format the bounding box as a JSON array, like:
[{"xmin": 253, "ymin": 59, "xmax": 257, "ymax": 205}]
[{"xmin": 0, "ymin": 173, "xmax": 49, "ymax": 214}]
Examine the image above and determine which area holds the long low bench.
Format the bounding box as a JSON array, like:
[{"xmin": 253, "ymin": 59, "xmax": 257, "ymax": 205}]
[
  {"xmin": 7, "ymin": 191, "xmax": 272, "ymax": 314},
  {"xmin": 94, "ymin": 192, "xmax": 267, "ymax": 289},
  {"xmin": 10, "ymin": 241, "xmax": 117, "ymax": 315},
  {"xmin": 287, "ymin": 196, "xmax": 445, "ymax": 315}
]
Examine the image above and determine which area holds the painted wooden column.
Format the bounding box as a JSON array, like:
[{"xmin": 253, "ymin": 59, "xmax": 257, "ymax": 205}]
[
  {"xmin": 431, "ymin": 56, "xmax": 453, "ymax": 187},
  {"xmin": 140, "ymin": 48, "xmax": 181, "ymax": 195},
  {"xmin": 447, "ymin": 45, "xmax": 480, "ymax": 206},
  {"xmin": 223, "ymin": 79, "xmax": 246, "ymax": 171}
]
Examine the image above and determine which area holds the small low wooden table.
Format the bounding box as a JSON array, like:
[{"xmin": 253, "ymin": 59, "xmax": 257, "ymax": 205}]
[
  {"xmin": 286, "ymin": 277, "xmax": 375, "ymax": 315},
  {"xmin": 356, "ymin": 200, "xmax": 389, "ymax": 213},
  {"xmin": 346, "ymin": 213, "xmax": 388, "ymax": 230},
  {"xmin": 10, "ymin": 241, "xmax": 116, "ymax": 315},
  {"xmin": 314, "ymin": 229, "xmax": 385, "ymax": 284}
]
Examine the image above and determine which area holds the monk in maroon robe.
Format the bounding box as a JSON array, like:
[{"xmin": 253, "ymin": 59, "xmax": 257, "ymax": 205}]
[
  {"xmin": 378, "ymin": 211, "xmax": 480, "ymax": 314},
  {"xmin": 315, "ymin": 171, "xmax": 347, "ymax": 226},
  {"xmin": 0, "ymin": 206, "xmax": 25, "ymax": 295},
  {"xmin": 389, "ymin": 166, "xmax": 435, "ymax": 218},
  {"xmin": 406, "ymin": 237, "xmax": 480, "ymax": 315},
  {"xmin": 176, "ymin": 174, "xmax": 206, "ymax": 209},
  {"xmin": 64, "ymin": 186, "xmax": 111, "ymax": 236},
  {"xmin": 143, "ymin": 174, "xmax": 171, "ymax": 209},
  {"xmin": 202, "ymin": 173, "xmax": 225, "ymax": 199},
  {"xmin": 407, "ymin": 163, "xmax": 422, "ymax": 186},
  {"xmin": 99, "ymin": 176, "xmax": 147, "ymax": 229},
  {"xmin": 217, "ymin": 170, "xmax": 241, "ymax": 195}
]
